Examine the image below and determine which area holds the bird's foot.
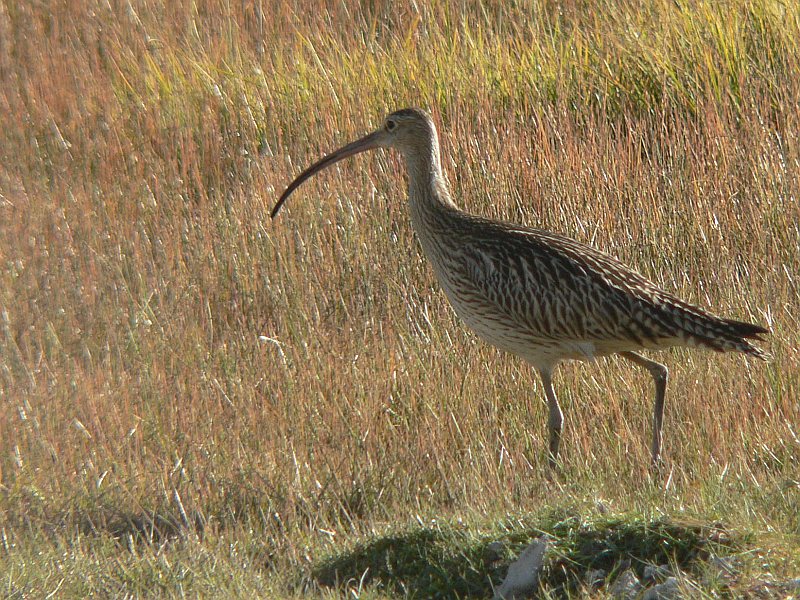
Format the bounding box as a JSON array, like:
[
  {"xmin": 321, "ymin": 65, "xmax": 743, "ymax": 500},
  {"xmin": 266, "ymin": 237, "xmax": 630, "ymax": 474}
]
[
  {"xmin": 545, "ymin": 454, "xmax": 561, "ymax": 482},
  {"xmin": 648, "ymin": 455, "xmax": 669, "ymax": 481}
]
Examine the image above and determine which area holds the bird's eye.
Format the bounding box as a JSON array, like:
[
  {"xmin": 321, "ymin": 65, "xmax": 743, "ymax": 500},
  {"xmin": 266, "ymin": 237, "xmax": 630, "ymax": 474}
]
[{"xmin": 386, "ymin": 118, "xmax": 397, "ymax": 131}]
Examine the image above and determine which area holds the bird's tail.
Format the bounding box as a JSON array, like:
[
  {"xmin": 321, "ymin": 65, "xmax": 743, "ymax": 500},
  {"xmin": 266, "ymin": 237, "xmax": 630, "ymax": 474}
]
[
  {"xmin": 696, "ymin": 317, "xmax": 771, "ymax": 360},
  {"xmin": 723, "ymin": 318, "xmax": 770, "ymax": 341}
]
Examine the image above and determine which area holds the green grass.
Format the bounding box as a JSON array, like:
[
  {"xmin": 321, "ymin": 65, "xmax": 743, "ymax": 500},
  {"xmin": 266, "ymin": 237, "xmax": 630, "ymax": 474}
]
[
  {"xmin": 1, "ymin": 0, "xmax": 799, "ymax": 597},
  {"xmin": 310, "ymin": 510, "xmax": 744, "ymax": 598}
]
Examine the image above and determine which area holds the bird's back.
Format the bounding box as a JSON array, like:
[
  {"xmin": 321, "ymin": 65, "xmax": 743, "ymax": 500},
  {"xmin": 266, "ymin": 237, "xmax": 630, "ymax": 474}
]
[{"xmin": 416, "ymin": 208, "xmax": 768, "ymax": 367}]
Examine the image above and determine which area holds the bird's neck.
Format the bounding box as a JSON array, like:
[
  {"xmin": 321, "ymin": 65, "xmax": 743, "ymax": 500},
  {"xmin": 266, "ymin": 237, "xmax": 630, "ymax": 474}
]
[{"xmin": 403, "ymin": 141, "xmax": 460, "ymax": 234}]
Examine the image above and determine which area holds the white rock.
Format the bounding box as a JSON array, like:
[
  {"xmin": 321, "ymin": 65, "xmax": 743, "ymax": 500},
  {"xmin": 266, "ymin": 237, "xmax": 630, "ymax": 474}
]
[
  {"xmin": 642, "ymin": 577, "xmax": 682, "ymax": 599},
  {"xmin": 643, "ymin": 564, "xmax": 671, "ymax": 582},
  {"xmin": 493, "ymin": 537, "xmax": 549, "ymax": 600},
  {"xmin": 609, "ymin": 569, "xmax": 642, "ymax": 599}
]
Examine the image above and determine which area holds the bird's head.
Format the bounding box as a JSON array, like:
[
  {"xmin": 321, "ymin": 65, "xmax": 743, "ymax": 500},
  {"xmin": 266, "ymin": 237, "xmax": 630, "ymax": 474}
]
[{"xmin": 271, "ymin": 108, "xmax": 438, "ymax": 218}]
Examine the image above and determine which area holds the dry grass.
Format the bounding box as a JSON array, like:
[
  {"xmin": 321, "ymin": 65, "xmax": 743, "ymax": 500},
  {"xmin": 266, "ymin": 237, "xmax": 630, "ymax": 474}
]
[{"xmin": 1, "ymin": 0, "xmax": 798, "ymax": 597}]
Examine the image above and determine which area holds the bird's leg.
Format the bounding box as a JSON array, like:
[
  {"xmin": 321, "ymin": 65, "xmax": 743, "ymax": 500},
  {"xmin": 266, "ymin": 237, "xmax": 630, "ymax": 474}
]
[
  {"xmin": 620, "ymin": 351, "xmax": 668, "ymax": 468},
  {"xmin": 538, "ymin": 368, "xmax": 563, "ymax": 471}
]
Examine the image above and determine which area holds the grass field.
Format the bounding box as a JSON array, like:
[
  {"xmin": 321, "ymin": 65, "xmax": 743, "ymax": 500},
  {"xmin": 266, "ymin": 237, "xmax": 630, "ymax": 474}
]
[{"xmin": 1, "ymin": 0, "xmax": 799, "ymax": 597}]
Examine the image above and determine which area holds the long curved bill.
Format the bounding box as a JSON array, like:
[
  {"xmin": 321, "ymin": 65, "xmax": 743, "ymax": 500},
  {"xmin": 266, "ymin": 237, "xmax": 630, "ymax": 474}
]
[{"xmin": 271, "ymin": 129, "xmax": 384, "ymax": 218}]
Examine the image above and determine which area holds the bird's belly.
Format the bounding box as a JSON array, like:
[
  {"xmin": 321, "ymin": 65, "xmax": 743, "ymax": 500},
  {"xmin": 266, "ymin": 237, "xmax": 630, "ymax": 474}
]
[
  {"xmin": 466, "ymin": 312, "xmax": 596, "ymax": 362},
  {"xmin": 440, "ymin": 289, "xmax": 595, "ymax": 367},
  {"xmin": 454, "ymin": 303, "xmax": 678, "ymax": 367},
  {"xmin": 432, "ymin": 266, "xmax": 650, "ymax": 368}
]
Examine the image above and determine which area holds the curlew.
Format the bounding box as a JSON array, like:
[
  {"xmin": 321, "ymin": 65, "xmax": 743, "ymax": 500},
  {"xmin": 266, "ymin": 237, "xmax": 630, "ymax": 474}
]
[{"xmin": 271, "ymin": 107, "xmax": 769, "ymax": 470}]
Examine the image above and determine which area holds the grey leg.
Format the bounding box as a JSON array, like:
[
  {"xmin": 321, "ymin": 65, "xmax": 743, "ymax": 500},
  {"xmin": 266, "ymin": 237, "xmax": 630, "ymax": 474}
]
[
  {"xmin": 539, "ymin": 367, "xmax": 563, "ymax": 471},
  {"xmin": 620, "ymin": 351, "xmax": 668, "ymax": 467}
]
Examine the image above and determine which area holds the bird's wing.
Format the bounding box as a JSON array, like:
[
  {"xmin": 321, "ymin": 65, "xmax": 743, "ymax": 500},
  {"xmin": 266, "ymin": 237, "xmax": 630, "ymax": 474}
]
[{"xmin": 454, "ymin": 223, "xmax": 702, "ymax": 346}]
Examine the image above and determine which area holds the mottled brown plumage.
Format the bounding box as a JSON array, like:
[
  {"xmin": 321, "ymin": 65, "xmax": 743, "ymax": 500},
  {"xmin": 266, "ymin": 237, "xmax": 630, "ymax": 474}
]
[{"xmin": 272, "ymin": 107, "xmax": 769, "ymax": 469}]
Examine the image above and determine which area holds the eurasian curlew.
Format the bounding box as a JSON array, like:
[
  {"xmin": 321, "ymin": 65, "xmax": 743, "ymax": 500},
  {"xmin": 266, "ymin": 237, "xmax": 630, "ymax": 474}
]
[{"xmin": 272, "ymin": 107, "xmax": 769, "ymax": 470}]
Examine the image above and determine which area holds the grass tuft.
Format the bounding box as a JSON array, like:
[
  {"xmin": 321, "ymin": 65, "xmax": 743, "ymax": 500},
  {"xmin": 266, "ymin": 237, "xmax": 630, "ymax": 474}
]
[{"xmin": 310, "ymin": 511, "xmax": 747, "ymax": 598}]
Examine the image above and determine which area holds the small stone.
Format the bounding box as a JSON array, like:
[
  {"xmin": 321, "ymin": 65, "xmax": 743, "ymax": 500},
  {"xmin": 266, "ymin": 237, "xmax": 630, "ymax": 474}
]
[
  {"xmin": 643, "ymin": 564, "xmax": 672, "ymax": 583},
  {"xmin": 642, "ymin": 577, "xmax": 682, "ymax": 599},
  {"xmin": 709, "ymin": 556, "xmax": 736, "ymax": 574},
  {"xmin": 752, "ymin": 577, "xmax": 800, "ymax": 596},
  {"xmin": 484, "ymin": 541, "xmax": 506, "ymax": 564},
  {"xmin": 584, "ymin": 568, "xmax": 607, "ymax": 589},
  {"xmin": 609, "ymin": 569, "xmax": 642, "ymax": 599},
  {"xmin": 703, "ymin": 556, "xmax": 737, "ymax": 587},
  {"xmin": 493, "ymin": 537, "xmax": 549, "ymax": 600}
]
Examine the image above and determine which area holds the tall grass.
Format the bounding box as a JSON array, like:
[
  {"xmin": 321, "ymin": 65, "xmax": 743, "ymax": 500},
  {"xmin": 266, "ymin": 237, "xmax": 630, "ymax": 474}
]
[{"xmin": 1, "ymin": 0, "xmax": 798, "ymax": 596}]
